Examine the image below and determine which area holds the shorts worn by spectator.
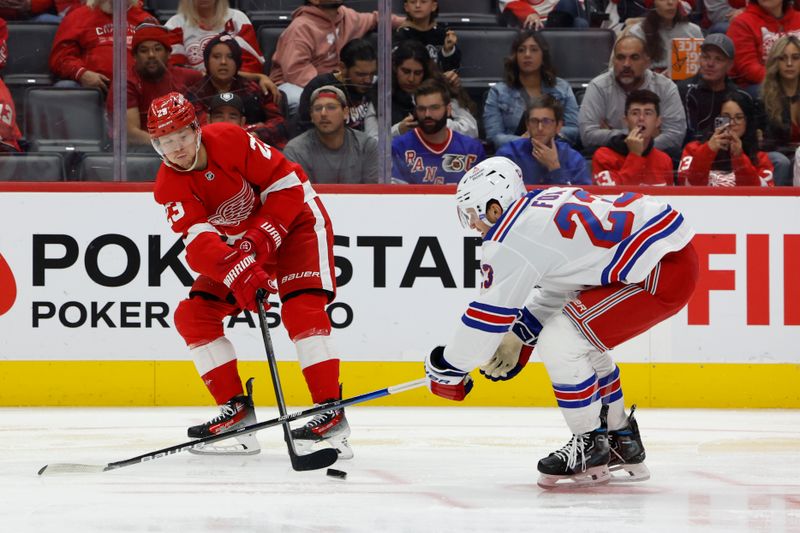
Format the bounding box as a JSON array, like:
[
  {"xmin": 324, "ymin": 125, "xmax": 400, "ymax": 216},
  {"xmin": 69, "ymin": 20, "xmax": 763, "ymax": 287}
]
[
  {"xmin": 592, "ymin": 89, "xmax": 675, "ymax": 186},
  {"xmin": 193, "ymin": 33, "xmax": 287, "ymax": 149},
  {"xmin": 165, "ymin": 0, "xmax": 264, "ymax": 74},
  {"xmin": 483, "ymin": 30, "xmax": 580, "ymax": 149},
  {"xmin": 109, "ymin": 22, "xmax": 202, "ymax": 146},
  {"xmin": 268, "ymin": 0, "xmax": 404, "ymax": 114},
  {"xmin": 726, "ymin": 0, "xmax": 800, "ymax": 87},
  {"xmin": 579, "ymin": 34, "xmax": 687, "ymax": 157},
  {"xmin": 49, "ymin": 0, "xmax": 157, "ymax": 92},
  {"xmin": 679, "ymin": 91, "xmax": 774, "ymax": 186},
  {"xmin": 391, "ymin": 79, "xmax": 485, "ymax": 184},
  {"xmin": 296, "ymin": 38, "xmax": 378, "ymax": 136},
  {"xmin": 496, "ymin": 95, "xmax": 590, "ymax": 185},
  {"xmin": 283, "ymin": 85, "xmax": 378, "ymax": 184}
]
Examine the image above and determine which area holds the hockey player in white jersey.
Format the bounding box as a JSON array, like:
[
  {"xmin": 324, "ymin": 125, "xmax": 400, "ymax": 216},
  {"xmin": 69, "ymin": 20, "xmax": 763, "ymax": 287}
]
[{"xmin": 424, "ymin": 156, "xmax": 699, "ymax": 488}]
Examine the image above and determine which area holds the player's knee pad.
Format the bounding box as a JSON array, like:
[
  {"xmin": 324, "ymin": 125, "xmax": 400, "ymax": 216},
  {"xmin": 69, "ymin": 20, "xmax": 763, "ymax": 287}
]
[
  {"xmin": 281, "ymin": 291, "xmax": 331, "ymax": 341},
  {"xmin": 536, "ymin": 313, "xmax": 596, "ymax": 378},
  {"xmin": 174, "ymin": 297, "xmax": 226, "ymax": 347}
]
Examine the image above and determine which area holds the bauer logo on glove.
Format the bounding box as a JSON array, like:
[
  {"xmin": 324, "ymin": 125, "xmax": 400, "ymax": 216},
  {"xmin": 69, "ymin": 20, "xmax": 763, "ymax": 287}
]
[{"xmin": 424, "ymin": 346, "xmax": 474, "ymax": 401}]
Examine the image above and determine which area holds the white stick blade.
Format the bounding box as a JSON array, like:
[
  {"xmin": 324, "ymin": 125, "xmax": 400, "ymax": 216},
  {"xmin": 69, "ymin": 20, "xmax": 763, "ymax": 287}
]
[{"xmin": 38, "ymin": 463, "xmax": 107, "ymax": 475}]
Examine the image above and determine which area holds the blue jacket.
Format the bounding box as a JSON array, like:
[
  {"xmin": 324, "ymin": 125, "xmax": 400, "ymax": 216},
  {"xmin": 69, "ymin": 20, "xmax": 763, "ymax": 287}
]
[
  {"xmin": 482, "ymin": 78, "xmax": 579, "ymax": 150},
  {"xmin": 496, "ymin": 137, "xmax": 590, "ymax": 185}
]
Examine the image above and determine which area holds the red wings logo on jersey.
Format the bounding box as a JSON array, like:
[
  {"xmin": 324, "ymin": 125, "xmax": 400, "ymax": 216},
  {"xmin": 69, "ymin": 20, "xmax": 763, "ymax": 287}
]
[{"xmin": 207, "ymin": 178, "xmax": 256, "ymax": 228}]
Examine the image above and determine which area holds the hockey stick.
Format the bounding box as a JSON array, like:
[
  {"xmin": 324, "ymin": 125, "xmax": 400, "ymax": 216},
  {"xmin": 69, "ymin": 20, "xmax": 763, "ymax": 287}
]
[
  {"xmin": 255, "ymin": 290, "xmax": 338, "ymax": 471},
  {"xmin": 37, "ymin": 378, "xmax": 427, "ymax": 475}
]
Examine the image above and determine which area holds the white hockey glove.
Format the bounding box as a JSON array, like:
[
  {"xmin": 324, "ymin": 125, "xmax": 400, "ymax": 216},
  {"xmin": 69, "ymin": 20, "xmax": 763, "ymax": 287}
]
[
  {"xmin": 480, "ymin": 308, "xmax": 541, "ymax": 381},
  {"xmin": 425, "ymin": 346, "xmax": 474, "ymax": 401},
  {"xmin": 479, "ymin": 333, "xmax": 533, "ymax": 381}
]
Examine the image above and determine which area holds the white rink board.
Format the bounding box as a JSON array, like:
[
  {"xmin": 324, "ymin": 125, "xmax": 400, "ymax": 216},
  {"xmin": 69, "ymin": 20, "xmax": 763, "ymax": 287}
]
[{"xmin": 0, "ymin": 192, "xmax": 798, "ymax": 363}]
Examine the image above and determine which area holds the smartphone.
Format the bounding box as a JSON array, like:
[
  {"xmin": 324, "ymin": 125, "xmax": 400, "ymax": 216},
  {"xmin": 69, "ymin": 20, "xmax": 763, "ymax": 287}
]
[{"xmin": 715, "ymin": 116, "xmax": 731, "ymax": 130}]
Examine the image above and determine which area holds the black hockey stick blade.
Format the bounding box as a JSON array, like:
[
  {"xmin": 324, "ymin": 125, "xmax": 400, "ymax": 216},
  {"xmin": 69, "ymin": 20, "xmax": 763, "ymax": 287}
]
[
  {"xmin": 38, "ymin": 378, "xmax": 426, "ymax": 475},
  {"xmin": 256, "ymin": 289, "xmax": 338, "ymax": 471}
]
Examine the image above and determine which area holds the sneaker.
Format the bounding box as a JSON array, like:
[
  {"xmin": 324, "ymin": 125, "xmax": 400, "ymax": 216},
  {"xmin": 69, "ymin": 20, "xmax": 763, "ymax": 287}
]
[
  {"xmin": 608, "ymin": 404, "xmax": 650, "ymax": 482},
  {"xmin": 291, "ymin": 401, "xmax": 353, "ymax": 460},
  {"xmin": 537, "ymin": 405, "xmax": 611, "ymax": 489},
  {"xmin": 188, "ymin": 377, "xmax": 260, "ymax": 455}
]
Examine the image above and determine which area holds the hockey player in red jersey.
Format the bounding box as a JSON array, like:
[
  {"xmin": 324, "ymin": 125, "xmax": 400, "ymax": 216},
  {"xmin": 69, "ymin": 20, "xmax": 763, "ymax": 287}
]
[
  {"xmin": 424, "ymin": 156, "xmax": 699, "ymax": 488},
  {"xmin": 148, "ymin": 92, "xmax": 351, "ymax": 458}
]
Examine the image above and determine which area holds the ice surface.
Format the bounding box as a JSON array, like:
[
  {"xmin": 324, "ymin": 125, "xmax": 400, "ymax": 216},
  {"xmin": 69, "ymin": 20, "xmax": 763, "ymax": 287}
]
[{"xmin": 1, "ymin": 407, "xmax": 799, "ymax": 532}]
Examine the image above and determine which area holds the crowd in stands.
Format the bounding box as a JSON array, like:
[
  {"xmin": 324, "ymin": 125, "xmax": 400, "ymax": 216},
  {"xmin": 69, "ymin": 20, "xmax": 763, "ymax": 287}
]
[{"xmin": 0, "ymin": 0, "xmax": 799, "ymax": 186}]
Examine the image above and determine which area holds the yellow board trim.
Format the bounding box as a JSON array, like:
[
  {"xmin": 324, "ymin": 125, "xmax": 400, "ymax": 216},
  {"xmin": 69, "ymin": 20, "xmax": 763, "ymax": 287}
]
[{"xmin": 1, "ymin": 361, "xmax": 798, "ymax": 408}]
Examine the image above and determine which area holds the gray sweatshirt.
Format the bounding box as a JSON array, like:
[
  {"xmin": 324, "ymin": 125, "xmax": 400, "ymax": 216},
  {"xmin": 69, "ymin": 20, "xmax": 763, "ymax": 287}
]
[{"xmin": 578, "ymin": 69, "xmax": 687, "ymax": 155}]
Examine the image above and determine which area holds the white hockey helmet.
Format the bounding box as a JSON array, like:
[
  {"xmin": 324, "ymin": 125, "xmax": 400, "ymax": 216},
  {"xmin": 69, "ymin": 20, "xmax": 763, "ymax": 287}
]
[{"xmin": 455, "ymin": 156, "xmax": 527, "ymax": 228}]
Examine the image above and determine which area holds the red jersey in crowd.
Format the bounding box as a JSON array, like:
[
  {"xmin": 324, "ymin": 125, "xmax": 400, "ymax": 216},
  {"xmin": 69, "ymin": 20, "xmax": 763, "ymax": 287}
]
[
  {"xmin": 49, "ymin": 4, "xmax": 157, "ymax": 82},
  {"xmin": 592, "ymin": 137, "xmax": 674, "ymax": 186},
  {"xmin": 678, "ymin": 141, "xmax": 774, "ymax": 186}
]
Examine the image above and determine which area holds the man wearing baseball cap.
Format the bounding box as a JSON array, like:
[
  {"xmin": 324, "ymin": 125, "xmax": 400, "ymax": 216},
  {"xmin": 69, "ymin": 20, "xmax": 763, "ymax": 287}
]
[
  {"xmin": 283, "ymin": 85, "xmax": 378, "ymax": 184},
  {"xmin": 208, "ymin": 92, "xmax": 246, "ymax": 127},
  {"xmin": 680, "ymin": 33, "xmax": 759, "ymax": 143},
  {"xmin": 109, "ymin": 23, "xmax": 202, "ymax": 147}
]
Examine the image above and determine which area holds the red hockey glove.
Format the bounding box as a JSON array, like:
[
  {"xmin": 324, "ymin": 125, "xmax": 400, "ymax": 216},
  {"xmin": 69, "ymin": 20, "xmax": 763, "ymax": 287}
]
[
  {"xmin": 424, "ymin": 346, "xmax": 474, "ymax": 401},
  {"xmin": 479, "ymin": 332, "xmax": 534, "ymax": 382},
  {"xmin": 222, "ymin": 253, "xmax": 276, "ymax": 312},
  {"xmin": 237, "ymin": 217, "xmax": 285, "ymax": 263}
]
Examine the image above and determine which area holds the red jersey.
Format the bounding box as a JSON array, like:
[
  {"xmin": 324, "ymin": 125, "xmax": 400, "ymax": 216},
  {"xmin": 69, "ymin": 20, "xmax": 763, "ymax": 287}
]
[
  {"xmin": 678, "ymin": 141, "xmax": 774, "ymax": 186},
  {"xmin": 153, "ymin": 122, "xmax": 317, "ymax": 284},
  {"xmin": 49, "ymin": 4, "xmax": 157, "ymax": 81},
  {"xmin": 592, "ymin": 145, "xmax": 674, "ymax": 186},
  {"xmin": 0, "ymin": 78, "xmax": 21, "ymax": 152}
]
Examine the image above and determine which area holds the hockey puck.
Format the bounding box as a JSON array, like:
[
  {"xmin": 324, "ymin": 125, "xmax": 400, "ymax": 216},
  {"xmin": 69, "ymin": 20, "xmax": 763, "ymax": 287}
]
[{"xmin": 326, "ymin": 468, "xmax": 347, "ymax": 480}]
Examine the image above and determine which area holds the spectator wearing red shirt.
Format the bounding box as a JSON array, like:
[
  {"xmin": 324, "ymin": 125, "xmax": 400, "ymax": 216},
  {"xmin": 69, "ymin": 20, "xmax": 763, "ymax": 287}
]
[
  {"xmin": 0, "ymin": 16, "xmax": 22, "ymax": 152},
  {"xmin": 592, "ymin": 89, "xmax": 675, "ymax": 186},
  {"xmin": 108, "ymin": 23, "xmax": 203, "ymax": 147},
  {"xmin": 679, "ymin": 92, "xmax": 774, "ymax": 185},
  {"xmin": 49, "ymin": 0, "xmax": 157, "ymax": 94},
  {"xmin": 726, "ymin": 0, "xmax": 800, "ymax": 90},
  {"xmin": 193, "ymin": 33, "xmax": 287, "ymax": 149}
]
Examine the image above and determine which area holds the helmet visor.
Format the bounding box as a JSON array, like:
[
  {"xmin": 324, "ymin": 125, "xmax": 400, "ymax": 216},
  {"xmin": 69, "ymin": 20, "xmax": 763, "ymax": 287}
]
[{"xmin": 456, "ymin": 205, "xmax": 483, "ymax": 229}]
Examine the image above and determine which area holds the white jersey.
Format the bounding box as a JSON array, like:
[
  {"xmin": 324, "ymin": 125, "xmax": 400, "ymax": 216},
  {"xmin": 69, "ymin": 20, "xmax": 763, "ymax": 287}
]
[{"xmin": 444, "ymin": 187, "xmax": 694, "ymax": 371}]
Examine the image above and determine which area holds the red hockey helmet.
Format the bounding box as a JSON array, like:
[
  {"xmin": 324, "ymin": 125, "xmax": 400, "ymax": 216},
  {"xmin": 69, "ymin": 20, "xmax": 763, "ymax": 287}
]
[{"xmin": 147, "ymin": 92, "xmax": 197, "ymax": 139}]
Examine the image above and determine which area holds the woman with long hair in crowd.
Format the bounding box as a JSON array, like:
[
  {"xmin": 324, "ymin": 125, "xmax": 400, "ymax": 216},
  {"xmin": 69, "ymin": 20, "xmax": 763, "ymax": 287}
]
[
  {"xmin": 760, "ymin": 34, "xmax": 800, "ymax": 185},
  {"xmin": 390, "ymin": 39, "xmax": 477, "ymax": 138},
  {"xmin": 629, "ymin": 0, "xmax": 702, "ymax": 75},
  {"xmin": 679, "ymin": 92, "xmax": 774, "ymax": 186},
  {"xmin": 482, "ymin": 30, "xmax": 579, "ymax": 149}
]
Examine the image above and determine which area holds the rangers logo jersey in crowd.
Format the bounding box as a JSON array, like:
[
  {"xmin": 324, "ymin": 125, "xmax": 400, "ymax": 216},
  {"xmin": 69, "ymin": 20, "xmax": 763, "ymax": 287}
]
[
  {"xmin": 153, "ymin": 122, "xmax": 321, "ymax": 286},
  {"xmin": 443, "ymin": 187, "xmax": 694, "ymax": 371},
  {"xmin": 391, "ymin": 129, "xmax": 486, "ymax": 184}
]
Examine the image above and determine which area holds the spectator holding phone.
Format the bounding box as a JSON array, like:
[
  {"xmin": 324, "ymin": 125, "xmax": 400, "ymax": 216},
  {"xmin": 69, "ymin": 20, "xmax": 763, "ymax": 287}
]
[
  {"xmin": 496, "ymin": 95, "xmax": 590, "ymax": 185},
  {"xmin": 678, "ymin": 91, "xmax": 774, "ymax": 185}
]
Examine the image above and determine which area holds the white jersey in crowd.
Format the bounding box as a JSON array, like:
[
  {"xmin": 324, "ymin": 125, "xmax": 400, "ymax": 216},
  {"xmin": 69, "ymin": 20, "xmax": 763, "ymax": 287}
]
[{"xmin": 443, "ymin": 187, "xmax": 695, "ymax": 371}]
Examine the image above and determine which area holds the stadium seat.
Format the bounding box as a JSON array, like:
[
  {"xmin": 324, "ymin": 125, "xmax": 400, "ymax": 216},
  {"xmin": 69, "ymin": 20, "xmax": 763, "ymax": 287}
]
[
  {"xmin": 147, "ymin": 0, "xmax": 179, "ymax": 23},
  {"xmin": 539, "ymin": 28, "xmax": 615, "ymax": 89},
  {"xmin": 453, "ymin": 28, "xmax": 516, "ymax": 81},
  {"xmin": 238, "ymin": 0, "xmax": 303, "ymax": 28},
  {"xmin": 392, "ymin": 0, "xmax": 499, "ymax": 27},
  {"xmin": 257, "ymin": 25, "xmax": 287, "ymax": 73},
  {"xmin": 3, "ymin": 22, "xmax": 58, "ymax": 87},
  {"xmin": 77, "ymin": 153, "xmax": 163, "ymax": 182},
  {"xmin": 0, "ymin": 153, "xmax": 65, "ymax": 181},
  {"xmin": 24, "ymin": 88, "xmax": 107, "ymax": 153}
]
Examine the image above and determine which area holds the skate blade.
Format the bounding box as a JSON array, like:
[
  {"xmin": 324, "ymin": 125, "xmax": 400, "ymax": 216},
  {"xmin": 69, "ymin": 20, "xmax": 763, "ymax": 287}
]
[
  {"xmin": 189, "ymin": 434, "xmax": 261, "ymax": 456},
  {"xmin": 609, "ymin": 462, "xmax": 650, "ymax": 482},
  {"xmin": 537, "ymin": 465, "xmax": 611, "ymax": 489},
  {"xmin": 294, "ymin": 435, "xmax": 354, "ymax": 460}
]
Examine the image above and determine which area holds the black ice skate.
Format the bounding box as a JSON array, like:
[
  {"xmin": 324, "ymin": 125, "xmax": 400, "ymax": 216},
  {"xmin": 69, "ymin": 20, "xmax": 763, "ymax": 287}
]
[
  {"xmin": 537, "ymin": 405, "xmax": 611, "ymax": 489},
  {"xmin": 291, "ymin": 393, "xmax": 352, "ymax": 459},
  {"xmin": 608, "ymin": 404, "xmax": 650, "ymax": 482},
  {"xmin": 188, "ymin": 377, "xmax": 260, "ymax": 455}
]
